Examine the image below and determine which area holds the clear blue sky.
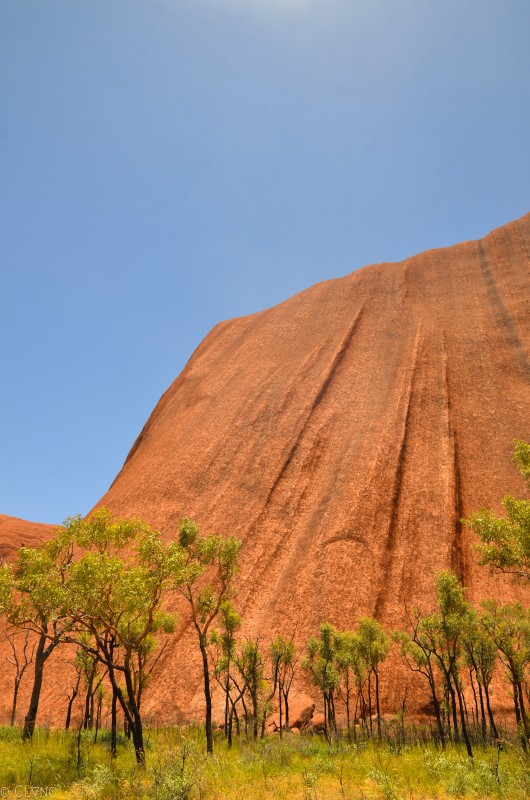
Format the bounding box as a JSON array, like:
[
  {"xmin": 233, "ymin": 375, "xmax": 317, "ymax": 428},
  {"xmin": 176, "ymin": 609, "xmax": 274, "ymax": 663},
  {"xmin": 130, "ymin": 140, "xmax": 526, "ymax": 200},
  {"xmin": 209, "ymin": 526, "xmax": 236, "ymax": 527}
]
[{"xmin": 1, "ymin": 1, "xmax": 529, "ymax": 524}]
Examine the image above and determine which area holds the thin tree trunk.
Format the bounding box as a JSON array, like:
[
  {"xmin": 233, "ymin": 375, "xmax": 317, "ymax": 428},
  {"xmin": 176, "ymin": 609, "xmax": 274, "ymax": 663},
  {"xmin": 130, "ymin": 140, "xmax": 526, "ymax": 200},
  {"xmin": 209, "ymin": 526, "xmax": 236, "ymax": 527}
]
[
  {"xmin": 512, "ymin": 679, "xmax": 527, "ymax": 751},
  {"xmin": 83, "ymin": 663, "xmax": 96, "ymax": 730},
  {"xmin": 283, "ymin": 688, "xmax": 290, "ymax": 731},
  {"xmin": 469, "ymin": 669, "xmax": 479, "ymax": 731},
  {"xmin": 463, "ymin": 690, "xmax": 471, "ymax": 730},
  {"xmin": 94, "ymin": 693, "xmax": 102, "ymax": 742},
  {"xmin": 242, "ymin": 695, "xmax": 249, "ymax": 738},
  {"xmin": 517, "ymin": 681, "xmax": 530, "ymax": 743},
  {"xmin": 367, "ymin": 673, "xmax": 373, "ymax": 736},
  {"xmin": 329, "ymin": 692, "xmax": 336, "ymax": 733},
  {"xmin": 457, "ymin": 686, "xmax": 473, "ymax": 758},
  {"xmin": 445, "ymin": 673, "xmax": 459, "ymax": 740},
  {"xmin": 428, "ymin": 670, "xmax": 445, "ymax": 748},
  {"xmin": 228, "ymin": 685, "xmax": 246, "ymax": 747},
  {"xmin": 23, "ymin": 633, "xmax": 49, "ymax": 740},
  {"xmin": 323, "ymin": 693, "xmax": 330, "ymax": 744},
  {"xmin": 199, "ymin": 640, "xmax": 214, "ymax": 755},
  {"xmin": 227, "ymin": 703, "xmax": 234, "ymax": 748},
  {"xmin": 360, "ymin": 688, "xmax": 366, "ymax": 733},
  {"xmin": 10, "ymin": 677, "xmax": 21, "ymax": 727},
  {"xmin": 251, "ymin": 687, "xmax": 259, "ymax": 740},
  {"xmin": 477, "ymin": 680, "xmax": 487, "ymax": 741},
  {"xmin": 353, "ymin": 691, "xmax": 360, "ymax": 742},
  {"xmin": 111, "ymin": 686, "xmax": 118, "ymax": 758},
  {"xmin": 224, "ymin": 675, "xmax": 230, "ymax": 737},
  {"xmin": 483, "ymin": 682, "xmax": 498, "ymax": 738},
  {"xmin": 375, "ymin": 670, "xmax": 382, "ymax": 740},
  {"xmin": 106, "ymin": 656, "xmax": 141, "ymax": 762},
  {"xmin": 65, "ymin": 672, "xmax": 82, "ymax": 731},
  {"xmin": 123, "ymin": 661, "xmax": 145, "ymax": 765},
  {"xmin": 443, "ymin": 682, "xmax": 451, "ymax": 740},
  {"xmin": 400, "ymin": 689, "xmax": 407, "ymax": 744}
]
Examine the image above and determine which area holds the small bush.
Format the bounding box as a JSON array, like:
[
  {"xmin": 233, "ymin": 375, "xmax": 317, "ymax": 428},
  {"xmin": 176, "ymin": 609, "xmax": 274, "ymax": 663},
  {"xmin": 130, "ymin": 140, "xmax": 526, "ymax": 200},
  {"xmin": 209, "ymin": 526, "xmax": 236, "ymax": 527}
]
[
  {"xmin": 152, "ymin": 741, "xmax": 200, "ymax": 800},
  {"xmin": 0, "ymin": 726, "xmax": 22, "ymax": 743}
]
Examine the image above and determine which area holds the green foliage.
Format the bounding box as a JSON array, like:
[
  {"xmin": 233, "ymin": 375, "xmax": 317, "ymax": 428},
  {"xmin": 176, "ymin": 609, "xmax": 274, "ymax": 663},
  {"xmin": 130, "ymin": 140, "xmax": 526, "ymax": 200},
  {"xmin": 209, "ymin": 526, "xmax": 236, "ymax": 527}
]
[
  {"xmin": 394, "ymin": 625, "xmax": 432, "ymax": 674},
  {"xmin": 174, "ymin": 517, "xmax": 241, "ymax": 634},
  {"xmin": 65, "ymin": 508, "xmax": 149, "ymax": 553},
  {"xmin": 0, "ymin": 727, "xmax": 528, "ymax": 799},
  {"xmin": 173, "ymin": 517, "xmax": 242, "ymax": 754},
  {"xmin": 514, "ymin": 439, "xmax": 530, "ymax": 485},
  {"xmin": 152, "ymin": 741, "xmax": 200, "ymax": 800},
  {"xmin": 210, "ymin": 600, "xmax": 241, "ymax": 676},
  {"xmin": 463, "ymin": 440, "xmax": 530, "ymax": 582},
  {"xmin": 356, "ymin": 616, "xmax": 390, "ymax": 674},
  {"xmin": 66, "ymin": 513, "xmax": 180, "ymax": 660},
  {"xmin": 177, "ymin": 516, "xmax": 199, "ymax": 549},
  {"xmin": 3, "ymin": 530, "xmax": 74, "ymax": 629},
  {"xmin": 0, "ymin": 563, "xmax": 15, "ymax": 614},
  {"xmin": 419, "ymin": 573, "xmax": 470, "ymax": 666},
  {"xmin": 480, "ymin": 601, "xmax": 530, "ymax": 684},
  {"xmin": 303, "ymin": 623, "xmax": 342, "ymax": 697},
  {"xmin": 270, "ymin": 635, "xmax": 296, "ymax": 671},
  {"xmin": 335, "ymin": 629, "xmax": 366, "ymax": 705},
  {"xmin": 234, "ymin": 638, "xmax": 266, "ymax": 731},
  {"xmin": 461, "ymin": 608, "xmax": 497, "ymax": 686}
]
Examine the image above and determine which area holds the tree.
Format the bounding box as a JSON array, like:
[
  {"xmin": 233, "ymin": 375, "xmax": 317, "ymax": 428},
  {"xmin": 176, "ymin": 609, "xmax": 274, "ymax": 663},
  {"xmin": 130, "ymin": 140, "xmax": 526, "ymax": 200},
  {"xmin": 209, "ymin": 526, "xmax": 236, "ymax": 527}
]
[
  {"xmin": 481, "ymin": 601, "xmax": 530, "ymax": 750},
  {"xmin": 62, "ymin": 509, "xmax": 179, "ymax": 765},
  {"xmin": 63, "ymin": 653, "xmax": 83, "ymax": 731},
  {"xmin": 395, "ymin": 611, "xmax": 446, "ymax": 747},
  {"xmin": 77, "ymin": 644, "xmax": 107, "ymax": 731},
  {"xmin": 303, "ymin": 623, "xmax": 342, "ymax": 740},
  {"xmin": 420, "ymin": 571, "xmax": 474, "ymax": 757},
  {"xmin": 463, "ymin": 440, "xmax": 530, "ymax": 582},
  {"xmin": 0, "ymin": 531, "xmax": 75, "ymax": 739},
  {"xmin": 356, "ymin": 617, "xmax": 390, "ymax": 739},
  {"xmin": 210, "ymin": 600, "xmax": 241, "ymax": 744},
  {"xmin": 233, "ymin": 638, "xmax": 265, "ymax": 740},
  {"xmin": 174, "ymin": 517, "xmax": 241, "ymax": 755},
  {"xmin": 269, "ymin": 635, "xmax": 296, "ymax": 737},
  {"xmin": 336, "ymin": 630, "xmax": 365, "ymax": 738},
  {"xmin": 461, "ymin": 609, "xmax": 498, "ymax": 739},
  {"xmin": 397, "ymin": 572, "xmax": 479, "ymax": 752},
  {"xmin": 4, "ymin": 630, "xmax": 35, "ymax": 726}
]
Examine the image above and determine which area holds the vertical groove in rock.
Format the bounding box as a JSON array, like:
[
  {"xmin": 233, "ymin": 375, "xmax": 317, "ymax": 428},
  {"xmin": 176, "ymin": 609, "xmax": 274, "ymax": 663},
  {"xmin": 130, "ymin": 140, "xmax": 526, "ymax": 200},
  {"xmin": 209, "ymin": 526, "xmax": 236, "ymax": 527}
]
[
  {"xmin": 441, "ymin": 338, "xmax": 466, "ymax": 583},
  {"xmin": 450, "ymin": 433, "xmax": 466, "ymax": 582},
  {"xmin": 372, "ymin": 333, "xmax": 419, "ymax": 619},
  {"xmin": 478, "ymin": 241, "xmax": 530, "ymax": 379},
  {"xmin": 260, "ymin": 304, "xmax": 366, "ymax": 511}
]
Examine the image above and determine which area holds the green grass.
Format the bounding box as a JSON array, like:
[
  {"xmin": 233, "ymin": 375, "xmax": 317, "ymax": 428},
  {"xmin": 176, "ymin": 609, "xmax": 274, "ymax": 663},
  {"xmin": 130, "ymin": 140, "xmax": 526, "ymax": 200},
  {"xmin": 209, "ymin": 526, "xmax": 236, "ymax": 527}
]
[{"xmin": 0, "ymin": 726, "xmax": 528, "ymax": 799}]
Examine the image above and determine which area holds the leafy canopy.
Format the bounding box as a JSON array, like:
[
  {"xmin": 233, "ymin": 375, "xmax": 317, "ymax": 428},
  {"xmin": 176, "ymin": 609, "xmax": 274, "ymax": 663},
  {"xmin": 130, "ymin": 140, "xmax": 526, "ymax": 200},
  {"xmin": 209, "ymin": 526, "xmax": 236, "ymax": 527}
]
[{"xmin": 463, "ymin": 440, "xmax": 530, "ymax": 582}]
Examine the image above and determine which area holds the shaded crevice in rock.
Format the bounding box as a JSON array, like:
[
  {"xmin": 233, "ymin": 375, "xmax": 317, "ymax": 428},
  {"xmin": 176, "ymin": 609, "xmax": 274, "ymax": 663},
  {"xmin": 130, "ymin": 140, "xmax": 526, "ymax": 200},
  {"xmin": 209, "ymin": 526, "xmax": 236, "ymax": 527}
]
[
  {"xmin": 478, "ymin": 241, "xmax": 530, "ymax": 380},
  {"xmin": 372, "ymin": 333, "xmax": 420, "ymax": 619},
  {"xmin": 450, "ymin": 433, "xmax": 466, "ymax": 583},
  {"xmin": 440, "ymin": 337, "xmax": 467, "ymax": 584},
  {"xmin": 260, "ymin": 304, "xmax": 366, "ymax": 512}
]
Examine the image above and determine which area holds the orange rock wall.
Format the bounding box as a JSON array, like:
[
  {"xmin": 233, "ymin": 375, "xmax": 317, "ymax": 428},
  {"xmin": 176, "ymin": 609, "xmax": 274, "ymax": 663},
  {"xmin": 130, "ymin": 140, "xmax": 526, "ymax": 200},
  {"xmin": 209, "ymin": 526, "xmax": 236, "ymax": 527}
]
[{"xmin": 2, "ymin": 213, "xmax": 530, "ymax": 724}]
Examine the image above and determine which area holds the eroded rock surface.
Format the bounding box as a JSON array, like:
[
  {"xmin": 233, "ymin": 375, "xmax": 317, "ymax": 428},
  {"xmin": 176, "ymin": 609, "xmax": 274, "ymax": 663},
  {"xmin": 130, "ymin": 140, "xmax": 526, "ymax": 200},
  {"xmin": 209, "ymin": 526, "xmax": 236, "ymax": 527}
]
[{"xmin": 3, "ymin": 213, "xmax": 530, "ymax": 723}]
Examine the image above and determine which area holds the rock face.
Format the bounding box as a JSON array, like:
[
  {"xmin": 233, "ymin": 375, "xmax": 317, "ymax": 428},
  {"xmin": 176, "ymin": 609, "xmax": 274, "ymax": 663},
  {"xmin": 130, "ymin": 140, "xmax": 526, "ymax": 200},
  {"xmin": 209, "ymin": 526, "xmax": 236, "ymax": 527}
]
[
  {"xmin": 2, "ymin": 212, "xmax": 530, "ymax": 723},
  {"xmin": 0, "ymin": 515, "xmax": 55, "ymax": 562}
]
